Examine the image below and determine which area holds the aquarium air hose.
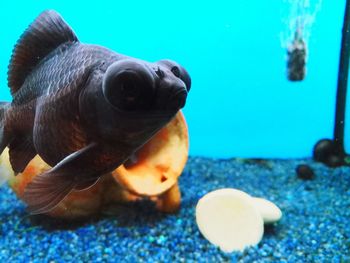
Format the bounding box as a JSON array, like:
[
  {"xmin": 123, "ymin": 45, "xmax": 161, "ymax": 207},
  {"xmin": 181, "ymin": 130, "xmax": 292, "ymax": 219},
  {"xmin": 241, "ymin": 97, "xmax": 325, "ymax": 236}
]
[{"xmin": 333, "ymin": 0, "xmax": 350, "ymax": 155}]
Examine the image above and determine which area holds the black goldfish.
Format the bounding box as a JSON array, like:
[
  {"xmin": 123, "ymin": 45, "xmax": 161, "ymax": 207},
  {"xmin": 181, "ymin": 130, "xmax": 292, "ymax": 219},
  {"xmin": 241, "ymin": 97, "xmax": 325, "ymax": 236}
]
[{"xmin": 0, "ymin": 10, "xmax": 191, "ymax": 214}]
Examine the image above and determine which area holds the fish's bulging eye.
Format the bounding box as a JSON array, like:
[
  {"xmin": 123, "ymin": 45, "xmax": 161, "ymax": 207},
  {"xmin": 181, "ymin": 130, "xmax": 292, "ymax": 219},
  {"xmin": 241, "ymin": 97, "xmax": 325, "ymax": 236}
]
[
  {"xmin": 103, "ymin": 60, "xmax": 156, "ymax": 112},
  {"xmin": 115, "ymin": 73, "xmax": 152, "ymax": 111},
  {"xmin": 120, "ymin": 78, "xmax": 140, "ymax": 99},
  {"xmin": 171, "ymin": 66, "xmax": 180, "ymax": 78}
]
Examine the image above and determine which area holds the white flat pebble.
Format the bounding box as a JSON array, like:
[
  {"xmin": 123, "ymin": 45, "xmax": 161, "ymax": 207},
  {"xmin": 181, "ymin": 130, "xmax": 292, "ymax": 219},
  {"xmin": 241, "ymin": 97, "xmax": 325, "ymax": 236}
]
[
  {"xmin": 252, "ymin": 197, "xmax": 282, "ymax": 224},
  {"xmin": 196, "ymin": 188, "xmax": 264, "ymax": 253}
]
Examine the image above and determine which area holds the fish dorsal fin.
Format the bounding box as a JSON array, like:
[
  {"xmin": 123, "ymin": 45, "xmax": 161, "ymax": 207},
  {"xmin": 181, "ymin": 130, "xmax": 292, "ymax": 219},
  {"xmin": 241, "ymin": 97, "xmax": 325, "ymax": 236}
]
[{"xmin": 8, "ymin": 10, "xmax": 78, "ymax": 95}]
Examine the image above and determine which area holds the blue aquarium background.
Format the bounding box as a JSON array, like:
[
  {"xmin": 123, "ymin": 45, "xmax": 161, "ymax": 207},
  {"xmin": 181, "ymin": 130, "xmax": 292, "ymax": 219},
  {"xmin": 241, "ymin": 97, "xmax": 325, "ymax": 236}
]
[
  {"xmin": 0, "ymin": 0, "xmax": 347, "ymax": 159},
  {"xmin": 0, "ymin": 1, "xmax": 350, "ymax": 262}
]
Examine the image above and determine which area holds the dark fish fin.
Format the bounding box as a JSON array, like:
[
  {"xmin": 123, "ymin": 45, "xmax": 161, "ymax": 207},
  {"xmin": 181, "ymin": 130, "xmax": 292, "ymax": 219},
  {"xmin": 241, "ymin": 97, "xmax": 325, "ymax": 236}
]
[
  {"xmin": 0, "ymin": 102, "xmax": 11, "ymax": 155},
  {"xmin": 8, "ymin": 135, "xmax": 37, "ymax": 173},
  {"xmin": 23, "ymin": 143, "xmax": 109, "ymax": 214},
  {"xmin": 8, "ymin": 10, "xmax": 78, "ymax": 95},
  {"xmin": 74, "ymin": 177, "xmax": 100, "ymax": 191},
  {"xmin": 23, "ymin": 170, "xmax": 76, "ymax": 214}
]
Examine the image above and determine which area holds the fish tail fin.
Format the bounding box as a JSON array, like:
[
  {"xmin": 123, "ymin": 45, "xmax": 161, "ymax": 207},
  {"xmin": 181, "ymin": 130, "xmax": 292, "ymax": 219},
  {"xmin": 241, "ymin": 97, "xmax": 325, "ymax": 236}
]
[{"xmin": 0, "ymin": 102, "xmax": 11, "ymax": 155}]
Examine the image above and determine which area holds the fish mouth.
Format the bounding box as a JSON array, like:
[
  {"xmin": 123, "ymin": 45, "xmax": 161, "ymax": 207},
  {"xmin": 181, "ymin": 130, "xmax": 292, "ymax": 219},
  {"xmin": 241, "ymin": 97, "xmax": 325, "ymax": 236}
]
[
  {"xmin": 110, "ymin": 88, "xmax": 187, "ymax": 120},
  {"xmin": 166, "ymin": 88, "xmax": 188, "ymax": 110}
]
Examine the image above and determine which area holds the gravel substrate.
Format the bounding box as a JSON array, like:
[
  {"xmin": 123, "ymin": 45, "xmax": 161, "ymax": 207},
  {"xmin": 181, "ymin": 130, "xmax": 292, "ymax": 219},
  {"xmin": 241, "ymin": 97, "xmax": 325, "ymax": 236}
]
[{"xmin": 0, "ymin": 157, "xmax": 349, "ymax": 262}]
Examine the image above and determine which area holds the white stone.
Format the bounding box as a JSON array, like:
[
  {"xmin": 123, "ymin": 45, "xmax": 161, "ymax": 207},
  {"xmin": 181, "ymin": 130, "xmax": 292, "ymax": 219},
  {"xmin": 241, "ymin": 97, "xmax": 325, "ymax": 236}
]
[
  {"xmin": 195, "ymin": 188, "xmax": 264, "ymax": 253},
  {"xmin": 0, "ymin": 148, "xmax": 13, "ymax": 186},
  {"xmin": 252, "ymin": 197, "xmax": 282, "ymax": 224},
  {"xmin": 0, "ymin": 166, "xmax": 11, "ymax": 186}
]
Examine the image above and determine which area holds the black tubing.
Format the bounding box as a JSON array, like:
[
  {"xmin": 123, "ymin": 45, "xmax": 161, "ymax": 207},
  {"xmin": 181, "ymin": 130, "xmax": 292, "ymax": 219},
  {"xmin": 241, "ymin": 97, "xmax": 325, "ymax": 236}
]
[{"xmin": 333, "ymin": 0, "xmax": 350, "ymax": 154}]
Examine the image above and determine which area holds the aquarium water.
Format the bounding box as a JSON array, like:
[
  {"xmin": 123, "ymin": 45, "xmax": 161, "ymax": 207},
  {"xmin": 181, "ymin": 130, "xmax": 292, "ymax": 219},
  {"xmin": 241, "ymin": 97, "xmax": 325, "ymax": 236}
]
[{"xmin": 0, "ymin": 0, "xmax": 349, "ymax": 262}]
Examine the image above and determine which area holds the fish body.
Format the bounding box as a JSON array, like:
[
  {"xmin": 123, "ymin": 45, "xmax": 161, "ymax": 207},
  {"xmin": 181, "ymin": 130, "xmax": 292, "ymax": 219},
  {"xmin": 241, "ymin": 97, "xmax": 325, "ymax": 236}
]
[
  {"xmin": 0, "ymin": 10, "xmax": 191, "ymax": 214},
  {"xmin": 8, "ymin": 44, "xmax": 123, "ymax": 166}
]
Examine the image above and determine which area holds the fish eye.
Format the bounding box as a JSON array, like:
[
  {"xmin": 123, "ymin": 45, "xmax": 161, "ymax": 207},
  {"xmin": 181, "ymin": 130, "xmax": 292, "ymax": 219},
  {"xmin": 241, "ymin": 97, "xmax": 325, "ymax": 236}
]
[
  {"xmin": 103, "ymin": 60, "xmax": 156, "ymax": 111},
  {"xmin": 171, "ymin": 66, "xmax": 181, "ymax": 78},
  {"xmin": 120, "ymin": 78, "xmax": 140, "ymax": 99}
]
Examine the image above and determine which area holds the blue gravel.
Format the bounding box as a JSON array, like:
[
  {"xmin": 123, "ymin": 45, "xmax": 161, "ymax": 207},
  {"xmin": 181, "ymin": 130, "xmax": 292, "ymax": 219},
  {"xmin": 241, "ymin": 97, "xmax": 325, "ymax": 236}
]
[{"xmin": 1, "ymin": 157, "xmax": 350, "ymax": 262}]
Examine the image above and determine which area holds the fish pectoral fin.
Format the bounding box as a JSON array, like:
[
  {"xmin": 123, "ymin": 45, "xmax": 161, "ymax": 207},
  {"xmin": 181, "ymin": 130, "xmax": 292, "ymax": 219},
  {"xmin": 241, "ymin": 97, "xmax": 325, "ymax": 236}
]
[
  {"xmin": 23, "ymin": 170, "xmax": 76, "ymax": 215},
  {"xmin": 23, "ymin": 170, "xmax": 100, "ymax": 215},
  {"xmin": 9, "ymin": 135, "xmax": 37, "ymax": 173},
  {"xmin": 74, "ymin": 177, "xmax": 100, "ymax": 191},
  {"xmin": 23, "ymin": 142, "xmax": 122, "ymax": 214}
]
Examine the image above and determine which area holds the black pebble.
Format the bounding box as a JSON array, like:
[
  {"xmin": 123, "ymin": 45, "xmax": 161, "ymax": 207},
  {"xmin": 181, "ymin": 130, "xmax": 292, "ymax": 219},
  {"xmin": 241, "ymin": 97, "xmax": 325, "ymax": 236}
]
[
  {"xmin": 296, "ymin": 164, "xmax": 315, "ymax": 180},
  {"xmin": 326, "ymin": 155, "xmax": 344, "ymax": 167},
  {"xmin": 313, "ymin": 139, "xmax": 345, "ymax": 167},
  {"xmin": 313, "ymin": 139, "xmax": 334, "ymax": 163}
]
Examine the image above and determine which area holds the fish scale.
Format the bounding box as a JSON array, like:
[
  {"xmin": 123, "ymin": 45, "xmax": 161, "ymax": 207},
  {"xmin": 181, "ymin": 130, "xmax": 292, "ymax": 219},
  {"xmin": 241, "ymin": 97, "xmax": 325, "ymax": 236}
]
[
  {"xmin": 8, "ymin": 40, "xmax": 119, "ymax": 168},
  {"xmin": 33, "ymin": 101, "xmax": 80, "ymax": 165},
  {"xmin": 13, "ymin": 44, "xmax": 120, "ymax": 106}
]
